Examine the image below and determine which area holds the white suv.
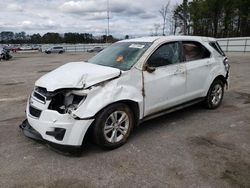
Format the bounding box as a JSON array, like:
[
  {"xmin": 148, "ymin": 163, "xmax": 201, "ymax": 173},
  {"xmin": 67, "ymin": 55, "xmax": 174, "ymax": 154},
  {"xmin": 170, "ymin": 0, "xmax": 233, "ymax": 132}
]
[
  {"xmin": 20, "ymin": 36, "xmax": 230, "ymax": 153},
  {"xmin": 45, "ymin": 46, "xmax": 65, "ymax": 54}
]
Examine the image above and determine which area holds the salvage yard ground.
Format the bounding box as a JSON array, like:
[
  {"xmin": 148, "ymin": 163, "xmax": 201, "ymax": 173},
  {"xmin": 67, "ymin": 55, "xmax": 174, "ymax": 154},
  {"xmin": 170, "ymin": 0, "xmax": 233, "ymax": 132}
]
[{"xmin": 0, "ymin": 52, "xmax": 250, "ymax": 188}]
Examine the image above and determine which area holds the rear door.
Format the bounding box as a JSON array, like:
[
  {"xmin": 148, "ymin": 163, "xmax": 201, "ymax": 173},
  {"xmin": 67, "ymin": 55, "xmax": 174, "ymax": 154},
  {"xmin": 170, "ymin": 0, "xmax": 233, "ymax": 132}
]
[{"xmin": 182, "ymin": 41, "xmax": 212, "ymax": 100}]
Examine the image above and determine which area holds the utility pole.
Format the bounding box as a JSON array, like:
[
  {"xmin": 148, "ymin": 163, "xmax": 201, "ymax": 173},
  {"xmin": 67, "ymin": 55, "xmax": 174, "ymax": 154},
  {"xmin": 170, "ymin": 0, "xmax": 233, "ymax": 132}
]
[{"xmin": 106, "ymin": 0, "xmax": 110, "ymax": 43}]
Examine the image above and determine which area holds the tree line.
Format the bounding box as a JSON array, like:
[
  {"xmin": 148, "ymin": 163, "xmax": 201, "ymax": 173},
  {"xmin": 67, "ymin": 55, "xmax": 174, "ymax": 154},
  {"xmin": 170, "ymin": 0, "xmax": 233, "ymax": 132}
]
[
  {"xmin": 0, "ymin": 31, "xmax": 117, "ymax": 44},
  {"xmin": 173, "ymin": 0, "xmax": 250, "ymax": 37}
]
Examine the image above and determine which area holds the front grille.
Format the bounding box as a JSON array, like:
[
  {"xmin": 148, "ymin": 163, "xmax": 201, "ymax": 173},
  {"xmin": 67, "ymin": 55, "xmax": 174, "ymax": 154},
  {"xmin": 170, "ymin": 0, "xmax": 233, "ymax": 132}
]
[
  {"xmin": 29, "ymin": 105, "xmax": 42, "ymax": 118},
  {"xmin": 33, "ymin": 91, "xmax": 46, "ymax": 103}
]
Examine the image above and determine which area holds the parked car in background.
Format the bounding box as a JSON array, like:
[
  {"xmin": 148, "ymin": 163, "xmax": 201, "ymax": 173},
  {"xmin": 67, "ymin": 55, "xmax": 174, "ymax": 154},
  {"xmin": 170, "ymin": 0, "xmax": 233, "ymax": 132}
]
[
  {"xmin": 87, "ymin": 46, "xmax": 104, "ymax": 53},
  {"xmin": 0, "ymin": 47, "xmax": 12, "ymax": 61},
  {"xmin": 20, "ymin": 45, "xmax": 33, "ymax": 51},
  {"xmin": 11, "ymin": 46, "xmax": 21, "ymax": 53},
  {"xmin": 20, "ymin": 36, "xmax": 230, "ymax": 153},
  {"xmin": 31, "ymin": 45, "xmax": 42, "ymax": 51},
  {"xmin": 45, "ymin": 46, "xmax": 65, "ymax": 54}
]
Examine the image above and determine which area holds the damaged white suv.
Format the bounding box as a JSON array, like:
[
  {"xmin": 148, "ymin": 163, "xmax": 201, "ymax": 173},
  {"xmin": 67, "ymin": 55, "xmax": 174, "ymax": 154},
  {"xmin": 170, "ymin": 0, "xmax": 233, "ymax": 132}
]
[{"xmin": 20, "ymin": 36, "xmax": 230, "ymax": 153}]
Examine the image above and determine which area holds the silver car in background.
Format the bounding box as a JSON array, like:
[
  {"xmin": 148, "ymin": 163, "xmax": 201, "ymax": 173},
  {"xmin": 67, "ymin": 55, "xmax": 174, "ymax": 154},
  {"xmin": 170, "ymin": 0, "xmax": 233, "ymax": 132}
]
[{"xmin": 45, "ymin": 46, "xmax": 65, "ymax": 54}]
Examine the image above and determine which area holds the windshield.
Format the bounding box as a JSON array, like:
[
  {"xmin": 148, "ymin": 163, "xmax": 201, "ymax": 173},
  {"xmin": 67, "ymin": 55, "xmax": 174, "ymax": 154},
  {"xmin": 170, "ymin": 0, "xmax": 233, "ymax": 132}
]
[{"xmin": 88, "ymin": 42, "xmax": 152, "ymax": 71}]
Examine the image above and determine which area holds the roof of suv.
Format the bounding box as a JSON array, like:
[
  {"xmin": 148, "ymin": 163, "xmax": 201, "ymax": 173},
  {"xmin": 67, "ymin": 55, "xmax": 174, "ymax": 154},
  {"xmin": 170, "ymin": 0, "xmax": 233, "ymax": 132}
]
[{"xmin": 119, "ymin": 36, "xmax": 216, "ymax": 43}]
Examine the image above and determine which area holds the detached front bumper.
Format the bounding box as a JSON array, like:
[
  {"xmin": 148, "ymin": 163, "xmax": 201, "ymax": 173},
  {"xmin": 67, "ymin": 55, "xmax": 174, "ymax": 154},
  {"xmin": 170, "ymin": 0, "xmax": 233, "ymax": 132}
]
[{"xmin": 20, "ymin": 119, "xmax": 43, "ymax": 141}]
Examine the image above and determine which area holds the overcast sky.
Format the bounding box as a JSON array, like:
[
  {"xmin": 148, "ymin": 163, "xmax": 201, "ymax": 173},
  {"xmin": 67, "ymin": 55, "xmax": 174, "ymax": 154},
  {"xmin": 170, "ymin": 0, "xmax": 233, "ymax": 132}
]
[{"xmin": 0, "ymin": 0, "xmax": 181, "ymax": 37}]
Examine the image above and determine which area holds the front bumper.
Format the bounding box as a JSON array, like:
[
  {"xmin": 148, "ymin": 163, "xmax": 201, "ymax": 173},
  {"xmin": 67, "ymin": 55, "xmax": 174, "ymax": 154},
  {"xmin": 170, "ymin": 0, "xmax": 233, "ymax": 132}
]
[
  {"xmin": 20, "ymin": 97, "xmax": 95, "ymax": 153},
  {"xmin": 26, "ymin": 107, "xmax": 94, "ymax": 146},
  {"xmin": 20, "ymin": 119, "xmax": 84, "ymax": 154}
]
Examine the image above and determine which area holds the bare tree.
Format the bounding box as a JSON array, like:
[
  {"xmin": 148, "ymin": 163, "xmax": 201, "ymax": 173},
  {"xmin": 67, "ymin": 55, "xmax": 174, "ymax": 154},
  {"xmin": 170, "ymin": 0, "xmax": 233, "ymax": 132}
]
[
  {"xmin": 154, "ymin": 24, "xmax": 161, "ymax": 36},
  {"xmin": 159, "ymin": 1, "xmax": 170, "ymax": 36}
]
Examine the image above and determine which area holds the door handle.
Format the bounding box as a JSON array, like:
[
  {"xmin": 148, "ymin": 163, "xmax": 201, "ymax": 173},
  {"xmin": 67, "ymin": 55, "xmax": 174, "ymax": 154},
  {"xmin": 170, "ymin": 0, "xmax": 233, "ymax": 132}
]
[{"xmin": 174, "ymin": 65, "xmax": 185, "ymax": 75}]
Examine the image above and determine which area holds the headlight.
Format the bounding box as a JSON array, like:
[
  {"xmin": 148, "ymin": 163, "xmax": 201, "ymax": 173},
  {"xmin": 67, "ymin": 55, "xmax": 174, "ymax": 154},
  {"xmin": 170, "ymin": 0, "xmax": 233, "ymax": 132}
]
[
  {"xmin": 48, "ymin": 89, "xmax": 87, "ymax": 114},
  {"xmin": 65, "ymin": 93, "xmax": 87, "ymax": 114}
]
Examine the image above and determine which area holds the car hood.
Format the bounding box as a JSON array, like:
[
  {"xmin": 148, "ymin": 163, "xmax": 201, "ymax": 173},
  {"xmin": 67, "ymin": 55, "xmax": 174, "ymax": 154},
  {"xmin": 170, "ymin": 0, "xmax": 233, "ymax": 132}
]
[{"xmin": 35, "ymin": 62, "xmax": 121, "ymax": 91}]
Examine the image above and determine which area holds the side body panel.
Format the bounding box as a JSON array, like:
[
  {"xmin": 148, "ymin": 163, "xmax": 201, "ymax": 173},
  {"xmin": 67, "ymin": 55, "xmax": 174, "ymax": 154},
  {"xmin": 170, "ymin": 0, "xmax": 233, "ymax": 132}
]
[
  {"xmin": 185, "ymin": 58, "xmax": 212, "ymax": 100},
  {"xmin": 74, "ymin": 68, "xmax": 144, "ymax": 119},
  {"xmin": 202, "ymin": 56, "xmax": 227, "ymax": 96}
]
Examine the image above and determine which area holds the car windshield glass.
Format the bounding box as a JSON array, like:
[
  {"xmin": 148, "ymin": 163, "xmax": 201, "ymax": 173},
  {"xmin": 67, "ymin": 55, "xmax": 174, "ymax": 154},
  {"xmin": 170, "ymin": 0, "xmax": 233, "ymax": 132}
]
[{"xmin": 88, "ymin": 42, "xmax": 152, "ymax": 71}]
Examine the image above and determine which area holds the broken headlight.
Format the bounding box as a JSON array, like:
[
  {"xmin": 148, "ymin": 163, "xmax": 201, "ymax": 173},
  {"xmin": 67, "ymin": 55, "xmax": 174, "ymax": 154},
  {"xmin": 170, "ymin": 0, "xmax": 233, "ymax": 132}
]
[{"xmin": 48, "ymin": 90, "xmax": 86, "ymax": 114}]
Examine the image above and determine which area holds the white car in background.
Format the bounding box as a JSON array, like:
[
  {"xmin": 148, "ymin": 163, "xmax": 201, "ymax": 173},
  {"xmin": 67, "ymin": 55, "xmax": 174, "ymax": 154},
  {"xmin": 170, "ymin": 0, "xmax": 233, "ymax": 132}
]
[
  {"xmin": 20, "ymin": 36, "xmax": 230, "ymax": 153},
  {"xmin": 45, "ymin": 46, "xmax": 65, "ymax": 54}
]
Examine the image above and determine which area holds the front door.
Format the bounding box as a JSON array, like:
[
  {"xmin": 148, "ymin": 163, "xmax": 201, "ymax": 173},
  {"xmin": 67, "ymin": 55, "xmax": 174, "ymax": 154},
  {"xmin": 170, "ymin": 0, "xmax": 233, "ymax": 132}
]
[{"xmin": 143, "ymin": 42, "xmax": 187, "ymax": 116}]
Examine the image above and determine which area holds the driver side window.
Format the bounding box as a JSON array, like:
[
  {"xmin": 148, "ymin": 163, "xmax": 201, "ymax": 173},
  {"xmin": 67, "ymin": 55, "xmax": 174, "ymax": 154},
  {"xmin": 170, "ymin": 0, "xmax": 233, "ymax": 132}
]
[{"xmin": 147, "ymin": 42, "xmax": 181, "ymax": 67}]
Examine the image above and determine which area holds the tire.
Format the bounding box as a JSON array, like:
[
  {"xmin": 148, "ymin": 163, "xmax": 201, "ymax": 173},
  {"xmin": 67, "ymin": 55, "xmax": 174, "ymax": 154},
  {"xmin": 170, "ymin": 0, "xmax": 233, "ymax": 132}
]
[
  {"xmin": 59, "ymin": 51, "xmax": 63, "ymax": 54},
  {"xmin": 205, "ymin": 79, "xmax": 224, "ymax": 109},
  {"xmin": 93, "ymin": 103, "xmax": 134, "ymax": 149}
]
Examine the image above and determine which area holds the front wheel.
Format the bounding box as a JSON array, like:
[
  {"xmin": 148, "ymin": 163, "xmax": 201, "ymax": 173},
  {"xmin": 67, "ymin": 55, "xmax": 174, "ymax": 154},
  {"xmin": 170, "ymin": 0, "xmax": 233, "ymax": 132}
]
[
  {"xmin": 93, "ymin": 103, "xmax": 134, "ymax": 149},
  {"xmin": 205, "ymin": 79, "xmax": 224, "ymax": 109}
]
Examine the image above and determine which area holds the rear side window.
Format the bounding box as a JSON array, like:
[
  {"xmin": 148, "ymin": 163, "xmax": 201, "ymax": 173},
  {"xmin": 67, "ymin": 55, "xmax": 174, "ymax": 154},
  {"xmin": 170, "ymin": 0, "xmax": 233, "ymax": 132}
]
[
  {"xmin": 182, "ymin": 41, "xmax": 210, "ymax": 61},
  {"xmin": 209, "ymin": 42, "xmax": 225, "ymax": 56},
  {"xmin": 147, "ymin": 42, "xmax": 181, "ymax": 67}
]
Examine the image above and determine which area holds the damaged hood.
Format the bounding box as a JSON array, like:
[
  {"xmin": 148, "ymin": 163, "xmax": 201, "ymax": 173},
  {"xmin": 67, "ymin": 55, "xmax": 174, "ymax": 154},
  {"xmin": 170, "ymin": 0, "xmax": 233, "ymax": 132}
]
[{"xmin": 35, "ymin": 62, "xmax": 121, "ymax": 91}]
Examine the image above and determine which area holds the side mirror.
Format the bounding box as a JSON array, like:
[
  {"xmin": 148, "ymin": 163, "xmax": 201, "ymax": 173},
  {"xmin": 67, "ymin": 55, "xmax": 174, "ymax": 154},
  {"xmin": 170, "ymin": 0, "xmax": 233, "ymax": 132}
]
[{"xmin": 143, "ymin": 63, "xmax": 156, "ymax": 73}]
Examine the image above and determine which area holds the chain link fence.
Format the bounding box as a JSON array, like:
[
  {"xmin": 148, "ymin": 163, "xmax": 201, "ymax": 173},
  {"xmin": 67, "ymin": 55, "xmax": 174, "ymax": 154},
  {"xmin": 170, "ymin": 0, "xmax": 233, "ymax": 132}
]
[{"xmin": 41, "ymin": 43, "xmax": 110, "ymax": 52}]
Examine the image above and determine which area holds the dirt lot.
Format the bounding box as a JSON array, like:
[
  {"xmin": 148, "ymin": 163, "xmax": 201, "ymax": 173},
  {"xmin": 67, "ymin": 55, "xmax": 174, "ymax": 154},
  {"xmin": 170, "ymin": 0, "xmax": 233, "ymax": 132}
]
[{"xmin": 0, "ymin": 52, "xmax": 250, "ymax": 188}]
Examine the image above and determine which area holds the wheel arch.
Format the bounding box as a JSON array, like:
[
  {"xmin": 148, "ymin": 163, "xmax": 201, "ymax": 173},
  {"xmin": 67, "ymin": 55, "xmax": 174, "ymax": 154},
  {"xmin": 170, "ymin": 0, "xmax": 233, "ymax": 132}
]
[
  {"xmin": 94, "ymin": 100, "xmax": 140, "ymax": 127},
  {"xmin": 82, "ymin": 100, "xmax": 140, "ymax": 147},
  {"xmin": 204, "ymin": 74, "xmax": 227, "ymax": 96},
  {"xmin": 82, "ymin": 99, "xmax": 140, "ymax": 144},
  {"xmin": 204, "ymin": 76, "xmax": 225, "ymax": 109},
  {"xmin": 214, "ymin": 75, "xmax": 227, "ymax": 86}
]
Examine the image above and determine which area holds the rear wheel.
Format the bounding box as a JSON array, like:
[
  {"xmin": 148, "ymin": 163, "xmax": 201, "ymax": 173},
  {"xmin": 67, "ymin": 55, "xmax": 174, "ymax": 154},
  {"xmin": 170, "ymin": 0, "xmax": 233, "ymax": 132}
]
[
  {"xmin": 93, "ymin": 103, "xmax": 134, "ymax": 149},
  {"xmin": 205, "ymin": 79, "xmax": 224, "ymax": 109}
]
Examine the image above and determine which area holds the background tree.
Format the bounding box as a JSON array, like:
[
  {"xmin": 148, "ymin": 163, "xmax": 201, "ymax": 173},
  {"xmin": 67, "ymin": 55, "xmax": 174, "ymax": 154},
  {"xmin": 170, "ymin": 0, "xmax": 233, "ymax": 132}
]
[
  {"xmin": 173, "ymin": 0, "xmax": 190, "ymax": 35},
  {"xmin": 159, "ymin": 1, "xmax": 170, "ymax": 35},
  {"xmin": 173, "ymin": 0, "xmax": 250, "ymax": 37},
  {"xmin": 42, "ymin": 32, "xmax": 62, "ymax": 43},
  {"xmin": 30, "ymin": 33, "xmax": 42, "ymax": 44},
  {"xmin": 153, "ymin": 24, "xmax": 161, "ymax": 36}
]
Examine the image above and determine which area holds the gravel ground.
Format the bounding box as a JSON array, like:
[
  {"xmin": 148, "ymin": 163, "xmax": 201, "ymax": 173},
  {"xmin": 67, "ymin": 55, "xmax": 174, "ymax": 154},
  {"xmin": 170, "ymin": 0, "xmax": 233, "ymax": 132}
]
[{"xmin": 0, "ymin": 52, "xmax": 250, "ymax": 188}]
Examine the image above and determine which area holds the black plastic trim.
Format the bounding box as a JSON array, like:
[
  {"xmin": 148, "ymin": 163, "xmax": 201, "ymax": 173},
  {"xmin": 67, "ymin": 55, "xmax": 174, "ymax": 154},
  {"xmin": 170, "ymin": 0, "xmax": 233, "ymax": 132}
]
[{"xmin": 141, "ymin": 97, "xmax": 205, "ymax": 123}]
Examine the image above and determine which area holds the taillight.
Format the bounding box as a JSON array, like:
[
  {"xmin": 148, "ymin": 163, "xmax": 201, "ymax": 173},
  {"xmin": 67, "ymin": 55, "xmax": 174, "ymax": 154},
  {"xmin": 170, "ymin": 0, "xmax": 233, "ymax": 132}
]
[
  {"xmin": 223, "ymin": 57, "xmax": 230, "ymax": 71},
  {"xmin": 223, "ymin": 56, "xmax": 228, "ymax": 65},
  {"xmin": 223, "ymin": 56, "xmax": 230, "ymax": 81}
]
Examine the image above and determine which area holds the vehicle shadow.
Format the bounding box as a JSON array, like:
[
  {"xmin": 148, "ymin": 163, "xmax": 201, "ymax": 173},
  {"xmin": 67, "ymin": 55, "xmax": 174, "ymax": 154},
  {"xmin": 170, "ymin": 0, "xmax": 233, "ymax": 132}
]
[
  {"xmin": 80, "ymin": 103, "xmax": 206, "ymax": 156},
  {"xmin": 131, "ymin": 103, "xmax": 205, "ymax": 139}
]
